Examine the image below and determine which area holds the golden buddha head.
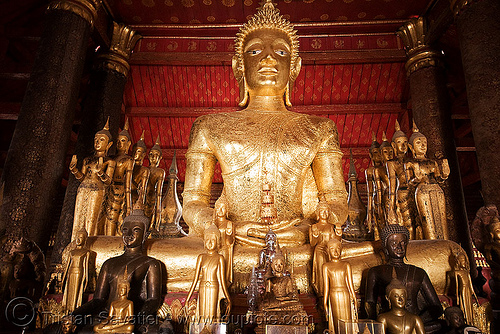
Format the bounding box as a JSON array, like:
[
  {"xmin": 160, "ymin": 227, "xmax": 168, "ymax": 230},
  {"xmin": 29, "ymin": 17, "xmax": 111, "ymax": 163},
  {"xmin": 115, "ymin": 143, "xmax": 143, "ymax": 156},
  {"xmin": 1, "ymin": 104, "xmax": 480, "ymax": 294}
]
[
  {"xmin": 61, "ymin": 315, "xmax": 76, "ymax": 334},
  {"xmin": 149, "ymin": 135, "xmax": 162, "ymax": 167},
  {"xmin": 95, "ymin": 118, "xmax": 113, "ymax": 154},
  {"xmin": 271, "ymin": 250, "xmax": 286, "ymax": 275},
  {"xmin": 369, "ymin": 132, "xmax": 381, "ymax": 164},
  {"xmin": 454, "ymin": 252, "xmax": 468, "ymax": 270},
  {"xmin": 327, "ymin": 238, "xmax": 342, "ymax": 260},
  {"xmin": 315, "ymin": 200, "xmax": 330, "ymax": 221},
  {"xmin": 204, "ymin": 224, "xmax": 221, "ymax": 251},
  {"xmin": 488, "ymin": 217, "xmax": 500, "ymax": 242},
  {"xmin": 214, "ymin": 196, "xmax": 228, "ymax": 219},
  {"xmin": 409, "ymin": 121, "xmax": 427, "ymax": 158},
  {"xmin": 233, "ymin": 0, "xmax": 301, "ymax": 107},
  {"xmin": 391, "ymin": 120, "xmax": 408, "ymax": 156},
  {"xmin": 132, "ymin": 131, "xmax": 147, "ymax": 162},
  {"xmin": 380, "ymin": 131, "xmax": 394, "ymax": 162},
  {"xmin": 265, "ymin": 229, "xmax": 277, "ymax": 248},
  {"xmin": 75, "ymin": 228, "xmax": 88, "ymax": 247},
  {"xmin": 117, "ymin": 118, "xmax": 132, "ymax": 154},
  {"xmin": 118, "ymin": 268, "xmax": 131, "ymax": 297},
  {"xmin": 385, "ymin": 278, "xmax": 407, "ymax": 308}
]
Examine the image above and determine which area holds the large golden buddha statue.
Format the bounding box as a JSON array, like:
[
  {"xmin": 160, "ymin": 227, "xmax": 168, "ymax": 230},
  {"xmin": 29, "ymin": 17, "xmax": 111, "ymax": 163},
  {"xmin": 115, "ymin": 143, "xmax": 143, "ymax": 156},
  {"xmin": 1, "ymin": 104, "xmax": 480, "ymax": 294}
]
[{"xmin": 182, "ymin": 0, "xmax": 348, "ymax": 247}]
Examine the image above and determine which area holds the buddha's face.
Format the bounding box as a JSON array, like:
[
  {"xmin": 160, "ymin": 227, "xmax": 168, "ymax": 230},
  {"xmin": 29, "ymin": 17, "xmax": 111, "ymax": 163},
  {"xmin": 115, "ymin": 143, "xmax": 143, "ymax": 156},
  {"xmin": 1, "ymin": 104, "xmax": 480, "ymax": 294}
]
[
  {"xmin": 328, "ymin": 241, "xmax": 342, "ymax": 260},
  {"xmin": 392, "ymin": 137, "xmax": 408, "ymax": 155},
  {"xmin": 122, "ymin": 220, "xmax": 146, "ymax": 248},
  {"xmin": 215, "ymin": 203, "xmax": 227, "ymax": 218},
  {"xmin": 369, "ymin": 147, "xmax": 382, "ymax": 163},
  {"xmin": 318, "ymin": 205, "xmax": 329, "ymax": 220},
  {"xmin": 272, "ymin": 257, "xmax": 284, "ymax": 274},
  {"xmin": 133, "ymin": 146, "xmax": 146, "ymax": 162},
  {"xmin": 457, "ymin": 254, "xmax": 467, "ymax": 269},
  {"xmin": 75, "ymin": 232, "xmax": 86, "ymax": 247},
  {"xmin": 446, "ymin": 310, "xmax": 465, "ymax": 328},
  {"xmin": 243, "ymin": 29, "xmax": 292, "ymax": 97},
  {"xmin": 388, "ymin": 288, "xmax": 407, "ymax": 309},
  {"xmin": 385, "ymin": 233, "xmax": 408, "ymax": 259},
  {"xmin": 117, "ymin": 135, "xmax": 131, "ymax": 153},
  {"xmin": 490, "ymin": 222, "xmax": 500, "ymax": 241},
  {"xmin": 411, "ymin": 137, "xmax": 427, "ymax": 156},
  {"xmin": 94, "ymin": 134, "xmax": 111, "ymax": 153},
  {"xmin": 380, "ymin": 145, "xmax": 394, "ymax": 162},
  {"xmin": 61, "ymin": 317, "xmax": 76, "ymax": 334},
  {"xmin": 204, "ymin": 233, "xmax": 219, "ymax": 251},
  {"xmin": 149, "ymin": 150, "xmax": 162, "ymax": 167},
  {"xmin": 119, "ymin": 283, "xmax": 129, "ymax": 297}
]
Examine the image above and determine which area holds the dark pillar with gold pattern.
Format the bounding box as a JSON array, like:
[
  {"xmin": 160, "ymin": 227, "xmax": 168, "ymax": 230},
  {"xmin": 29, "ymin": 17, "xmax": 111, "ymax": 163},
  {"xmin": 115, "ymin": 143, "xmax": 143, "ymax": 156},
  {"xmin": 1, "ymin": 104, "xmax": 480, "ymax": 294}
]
[
  {"xmin": 451, "ymin": 0, "xmax": 500, "ymax": 211},
  {"xmin": 0, "ymin": 0, "xmax": 101, "ymax": 252},
  {"xmin": 397, "ymin": 18, "xmax": 474, "ymax": 268},
  {"xmin": 51, "ymin": 23, "xmax": 140, "ymax": 263},
  {"xmin": 451, "ymin": 0, "xmax": 500, "ymax": 326}
]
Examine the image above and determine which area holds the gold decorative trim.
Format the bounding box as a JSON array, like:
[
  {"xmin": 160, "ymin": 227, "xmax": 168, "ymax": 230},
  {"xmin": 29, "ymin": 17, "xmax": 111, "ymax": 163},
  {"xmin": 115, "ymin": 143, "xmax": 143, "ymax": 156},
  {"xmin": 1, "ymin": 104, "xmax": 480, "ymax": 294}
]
[
  {"xmin": 96, "ymin": 22, "xmax": 141, "ymax": 77},
  {"xmin": 449, "ymin": 0, "xmax": 475, "ymax": 17},
  {"xmin": 47, "ymin": 0, "xmax": 102, "ymax": 28},
  {"xmin": 397, "ymin": 17, "xmax": 442, "ymax": 76}
]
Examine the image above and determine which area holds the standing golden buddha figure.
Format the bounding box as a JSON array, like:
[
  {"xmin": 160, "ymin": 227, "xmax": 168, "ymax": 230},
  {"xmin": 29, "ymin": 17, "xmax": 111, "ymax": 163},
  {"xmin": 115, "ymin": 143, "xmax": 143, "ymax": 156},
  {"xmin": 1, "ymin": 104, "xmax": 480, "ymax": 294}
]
[
  {"xmin": 374, "ymin": 132, "xmax": 394, "ymax": 224},
  {"xmin": 323, "ymin": 239, "xmax": 357, "ymax": 334},
  {"xmin": 405, "ymin": 121, "xmax": 450, "ymax": 240},
  {"xmin": 131, "ymin": 131, "xmax": 150, "ymax": 209},
  {"xmin": 365, "ymin": 133, "xmax": 383, "ymax": 239},
  {"xmin": 309, "ymin": 200, "xmax": 340, "ymax": 296},
  {"xmin": 185, "ymin": 224, "xmax": 231, "ymax": 324},
  {"xmin": 386, "ymin": 120, "xmax": 414, "ymax": 238},
  {"xmin": 70, "ymin": 119, "xmax": 116, "ymax": 237},
  {"xmin": 61, "ymin": 228, "xmax": 92, "ymax": 313},
  {"xmin": 212, "ymin": 195, "xmax": 235, "ymax": 284},
  {"xmin": 453, "ymin": 252, "xmax": 478, "ymax": 327},
  {"xmin": 102, "ymin": 118, "xmax": 134, "ymax": 236},
  {"xmin": 182, "ymin": 0, "xmax": 347, "ymax": 247},
  {"xmin": 145, "ymin": 136, "xmax": 166, "ymax": 231}
]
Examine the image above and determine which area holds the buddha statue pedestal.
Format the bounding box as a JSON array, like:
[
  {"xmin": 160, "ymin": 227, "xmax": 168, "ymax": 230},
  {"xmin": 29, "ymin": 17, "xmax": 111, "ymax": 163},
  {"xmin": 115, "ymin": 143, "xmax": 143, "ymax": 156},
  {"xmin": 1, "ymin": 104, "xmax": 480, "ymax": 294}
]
[{"xmin": 85, "ymin": 236, "xmax": 464, "ymax": 295}]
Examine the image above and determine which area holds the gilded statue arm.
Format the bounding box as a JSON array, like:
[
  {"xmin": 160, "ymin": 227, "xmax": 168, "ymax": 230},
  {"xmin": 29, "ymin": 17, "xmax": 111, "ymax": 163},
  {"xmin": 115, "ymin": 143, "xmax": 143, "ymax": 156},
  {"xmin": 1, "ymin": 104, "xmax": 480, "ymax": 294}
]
[
  {"xmin": 155, "ymin": 171, "xmax": 166, "ymax": 227},
  {"xmin": 309, "ymin": 225, "xmax": 319, "ymax": 247},
  {"xmin": 72, "ymin": 260, "xmax": 109, "ymax": 316},
  {"xmin": 70, "ymin": 155, "xmax": 85, "ymax": 181},
  {"xmin": 183, "ymin": 117, "xmax": 217, "ymax": 236},
  {"xmin": 97, "ymin": 158, "xmax": 115, "ymax": 186},
  {"xmin": 185, "ymin": 254, "xmax": 203, "ymax": 305},
  {"xmin": 322, "ymin": 264, "xmax": 330, "ymax": 321},
  {"xmin": 346, "ymin": 262, "xmax": 357, "ymax": 310},
  {"xmin": 312, "ymin": 122, "xmax": 348, "ymax": 224},
  {"xmin": 414, "ymin": 315, "xmax": 426, "ymax": 334},
  {"xmin": 138, "ymin": 168, "xmax": 150, "ymax": 205},
  {"xmin": 218, "ymin": 255, "xmax": 231, "ymax": 316},
  {"xmin": 365, "ymin": 169, "xmax": 375, "ymax": 231},
  {"xmin": 404, "ymin": 162, "xmax": 418, "ymax": 186},
  {"xmin": 124, "ymin": 159, "xmax": 134, "ymax": 216}
]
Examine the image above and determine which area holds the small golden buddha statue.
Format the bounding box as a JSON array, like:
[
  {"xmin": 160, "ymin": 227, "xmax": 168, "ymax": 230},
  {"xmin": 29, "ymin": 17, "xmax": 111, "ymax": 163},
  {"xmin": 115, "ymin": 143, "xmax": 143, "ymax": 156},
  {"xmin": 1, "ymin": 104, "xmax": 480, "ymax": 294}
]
[
  {"xmin": 323, "ymin": 238, "xmax": 357, "ymax": 334},
  {"xmin": 405, "ymin": 121, "xmax": 450, "ymax": 240},
  {"xmin": 374, "ymin": 132, "xmax": 394, "ymax": 224},
  {"xmin": 70, "ymin": 119, "xmax": 116, "ymax": 237},
  {"xmin": 386, "ymin": 120, "xmax": 414, "ymax": 238},
  {"xmin": 93, "ymin": 269, "xmax": 134, "ymax": 334},
  {"xmin": 131, "ymin": 131, "xmax": 150, "ymax": 208},
  {"xmin": 365, "ymin": 133, "xmax": 383, "ymax": 239},
  {"xmin": 260, "ymin": 250, "xmax": 303, "ymax": 311},
  {"xmin": 377, "ymin": 278, "xmax": 425, "ymax": 334},
  {"xmin": 61, "ymin": 228, "xmax": 92, "ymax": 313},
  {"xmin": 452, "ymin": 252, "xmax": 478, "ymax": 326},
  {"xmin": 212, "ymin": 195, "xmax": 235, "ymax": 283},
  {"xmin": 182, "ymin": 0, "xmax": 347, "ymax": 247},
  {"xmin": 185, "ymin": 224, "xmax": 231, "ymax": 323},
  {"xmin": 310, "ymin": 200, "xmax": 340, "ymax": 296},
  {"xmin": 102, "ymin": 118, "xmax": 134, "ymax": 236},
  {"xmin": 145, "ymin": 136, "xmax": 166, "ymax": 231}
]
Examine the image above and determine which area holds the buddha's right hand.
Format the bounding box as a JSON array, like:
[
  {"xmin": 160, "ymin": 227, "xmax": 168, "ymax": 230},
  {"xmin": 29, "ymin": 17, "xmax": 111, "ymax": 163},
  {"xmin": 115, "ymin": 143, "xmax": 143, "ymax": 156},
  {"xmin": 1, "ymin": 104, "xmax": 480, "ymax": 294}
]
[{"xmin": 69, "ymin": 155, "xmax": 77, "ymax": 172}]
